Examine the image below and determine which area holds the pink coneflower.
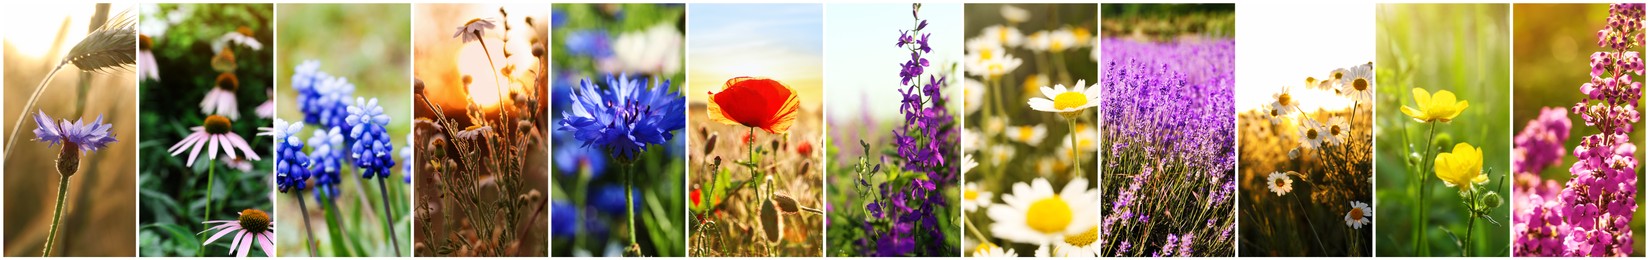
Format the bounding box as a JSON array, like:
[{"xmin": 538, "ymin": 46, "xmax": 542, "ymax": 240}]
[
  {"xmin": 256, "ymin": 89, "xmax": 274, "ymax": 119},
  {"xmin": 168, "ymin": 115, "xmax": 261, "ymax": 167},
  {"xmin": 200, "ymin": 209, "xmax": 274, "ymax": 257},
  {"xmin": 201, "ymin": 72, "xmax": 241, "ymax": 119},
  {"xmin": 138, "ymin": 35, "xmax": 159, "ymax": 82}
]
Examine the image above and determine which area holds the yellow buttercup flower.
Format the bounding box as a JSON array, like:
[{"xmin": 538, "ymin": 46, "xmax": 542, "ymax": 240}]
[
  {"xmin": 1435, "ymin": 142, "xmax": 1487, "ymax": 194},
  {"xmin": 1399, "ymin": 88, "xmax": 1469, "ymax": 123}
]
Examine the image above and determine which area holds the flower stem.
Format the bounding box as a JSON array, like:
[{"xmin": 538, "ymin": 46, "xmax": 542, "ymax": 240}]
[
  {"xmin": 624, "ymin": 160, "xmax": 639, "ymax": 255},
  {"xmin": 42, "ymin": 174, "xmax": 70, "ymax": 257},
  {"xmin": 1415, "ymin": 122, "xmax": 1437, "ymax": 255},
  {"xmin": 1067, "ymin": 119, "xmax": 1084, "ymax": 178},
  {"xmin": 294, "ymin": 193, "xmax": 318, "ymax": 257},
  {"xmin": 377, "ymin": 178, "xmax": 403, "ymax": 256},
  {"xmin": 205, "ymin": 163, "xmax": 215, "ymax": 230},
  {"xmin": 7, "ymin": 62, "xmax": 68, "ymax": 160},
  {"xmin": 474, "ymin": 34, "xmax": 508, "ymax": 116}
]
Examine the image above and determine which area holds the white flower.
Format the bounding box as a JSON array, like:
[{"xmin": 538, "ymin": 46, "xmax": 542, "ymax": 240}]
[
  {"xmin": 988, "ymin": 178, "xmax": 1098, "ymax": 245},
  {"xmin": 962, "ymin": 154, "xmax": 979, "ymax": 174},
  {"xmin": 1324, "ymin": 116, "xmax": 1349, "ymax": 145},
  {"xmin": 963, "ymin": 182, "xmax": 993, "ymax": 212},
  {"xmin": 1024, "ymin": 30, "xmax": 1050, "ymax": 52},
  {"xmin": 972, "ymin": 243, "xmax": 1016, "ymax": 257},
  {"xmin": 1270, "ymin": 85, "xmax": 1299, "ymax": 117},
  {"xmin": 1329, "ymin": 67, "xmax": 1350, "ymax": 86},
  {"xmin": 964, "ymin": 78, "xmax": 985, "ymax": 114},
  {"xmin": 1297, "ymin": 118, "xmax": 1326, "ymax": 150},
  {"xmin": 1034, "ymin": 157, "xmax": 1065, "ymax": 175},
  {"xmin": 1341, "ymin": 63, "xmax": 1374, "ymax": 102},
  {"xmin": 1006, "ymin": 125, "xmax": 1047, "ymax": 146},
  {"xmin": 1055, "ymin": 225, "xmax": 1100, "ymax": 257},
  {"xmin": 980, "ymin": 25, "xmax": 1024, "ymax": 48},
  {"xmin": 1266, "ymin": 171, "xmax": 1293, "ymax": 196},
  {"xmin": 613, "ymin": 24, "xmax": 683, "ymax": 75},
  {"xmin": 1000, "ymin": 5, "xmax": 1030, "ymax": 24},
  {"xmin": 457, "ymin": 125, "xmax": 494, "ymax": 140},
  {"xmin": 1034, "ymin": 243, "xmax": 1051, "ymax": 257},
  {"xmin": 1090, "ymin": 37, "xmax": 1101, "ymax": 62},
  {"xmin": 965, "ymin": 38, "xmax": 1023, "ymax": 78},
  {"xmin": 984, "ymin": 117, "xmax": 1008, "ymax": 137},
  {"xmin": 988, "ymin": 144, "xmax": 1015, "ymax": 166},
  {"xmin": 1047, "ymin": 28, "xmax": 1079, "ymax": 52},
  {"xmin": 214, "ymin": 28, "xmax": 262, "ymax": 51},
  {"xmin": 1028, "ymin": 80, "xmax": 1101, "ymax": 114},
  {"xmin": 962, "ymin": 128, "xmax": 982, "ymax": 153},
  {"xmin": 1261, "ymin": 103, "xmax": 1285, "ymax": 125},
  {"xmin": 1346, "ymin": 201, "xmax": 1372, "ymax": 229},
  {"xmin": 453, "ymin": 18, "xmax": 497, "ymax": 43}
]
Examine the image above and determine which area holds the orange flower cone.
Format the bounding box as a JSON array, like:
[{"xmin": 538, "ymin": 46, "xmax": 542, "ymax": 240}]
[{"xmin": 707, "ymin": 77, "xmax": 801, "ymax": 134}]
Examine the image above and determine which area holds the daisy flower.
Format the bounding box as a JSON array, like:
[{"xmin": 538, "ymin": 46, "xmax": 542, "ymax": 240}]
[
  {"xmin": 1061, "ymin": 124, "xmax": 1097, "ymax": 153},
  {"xmin": 961, "ymin": 128, "xmax": 982, "ymax": 153},
  {"xmin": 1329, "ymin": 67, "xmax": 1349, "ymax": 86},
  {"xmin": 1035, "ymin": 157, "xmax": 1066, "ymax": 175},
  {"xmin": 1055, "ymin": 225, "xmax": 1100, "ymax": 257},
  {"xmin": 1046, "ymin": 28, "xmax": 1078, "ymax": 52},
  {"xmin": 1324, "ymin": 116, "xmax": 1350, "ymax": 145},
  {"xmin": 1034, "ymin": 244, "xmax": 1051, "ymax": 257},
  {"xmin": 1345, "ymin": 201, "xmax": 1372, "ymax": 229},
  {"xmin": 1261, "ymin": 103, "xmax": 1285, "ymax": 125},
  {"xmin": 201, "ymin": 72, "xmax": 241, "ymax": 119},
  {"xmin": 964, "ymin": 78, "xmax": 985, "ymax": 114},
  {"xmin": 988, "ymin": 178, "xmax": 1098, "ymax": 245},
  {"xmin": 139, "ymin": 34, "xmax": 159, "ymax": 82},
  {"xmin": 1024, "ymin": 30, "xmax": 1049, "ymax": 52},
  {"xmin": 972, "ymin": 243, "xmax": 1016, "ymax": 257},
  {"xmin": 964, "ymin": 38, "xmax": 1023, "ymax": 79},
  {"xmin": 984, "ymin": 116, "xmax": 1008, "ymax": 137},
  {"xmin": 962, "ymin": 154, "xmax": 979, "ymax": 173},
  {"xmin": 980, "ymin": 25, "xmax": 1024, "ymax": 48},
  {"xmin": 963, "ymin": 182, "xmax": 993, "ymax": 212},
  {"xmin": 1270, "ymin": 85, "xmax": 1299, "ymax": 117},
  {"xmin": 1266, "ymin": 171, "xmax": 1293, "ymax": 196},
  {"xmin": 1341, "ymin": 63, "xmax": 1374, "ymax": 102},
  {"xmin": 1006, "ymin": 125, "xmax": 1047, "ymax": 146},
  {"xmin": 452, "ymin": 18, "xmax": 497, "ymax": 43},
  {"xmin": 1000, "ymin": 5, "xmax": 1029, "ymax": 24},
  {"xmin": 456, "ymin": 125, "xmax": 495, "ymax": 140},
  {"xmin": 199, "ymin": 209, "xmax": 274, "ymax": 257},
  {"xmin": 988, "ymin": 144, "xmax": 1015, "ymax": 166},
  {"xmin": 168, "ymin": 115, "xmax": 261, "ymax": 167},
  {"xmin": 1027, "ymin": 80, "xmax": 1101, "ymax": 118},
  {"xmin": 1297, "ymin": 118, "xmax": 1327, "ymax": 150}
]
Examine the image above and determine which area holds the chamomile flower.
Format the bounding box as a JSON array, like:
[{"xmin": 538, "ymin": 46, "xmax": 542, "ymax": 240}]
[
  {"xmin": 1027, "ymin": 80, "xmax": 1101, "ymax": 118},
  {"xmin": 168, "ymin": 115, "xmax": 261, "ymax": 167},
  {"xmin": 984, "ymin": 117, "xmax": 1008, "ymax": 137},
  {"xmin": 1329, "ymin": 67, "xmax": 1350, "ymax": 86},
  {"xmin": 962, "ymin": 128, "xmax": 982, "ymax": 153},
  {"xmin": 201, "ymin": 72, "xmax": 241, "ymax": 119},
  {"xmin": 1297, "ymin": 118, "xmax": 1327, "ymax": 150},
  {"xmin": 1324, "ymin": 116, "xmax": 1349, "ymax": 145},
  {"xmin": 988, "ymin": 144, "xmax": 1015, "ymax": 166},
  {"xmin": 1341, "ymin": 63, "xmax": 1374, "ymax": 102},
  {"xmin": 1345, "ymin": 201, "xmax": 1372, "ymax": 229},
  {"xmin": 980, "ymin": 25, "xmax": 1024, "ymax": 48},
  {"xmin": 1055, "ymin": 225, "xmax": 1100, "ymax": 257},
  {"xmin": 962, "ymin": 154, "xmax": 979, "ymax": 174},
  {"xmin": 1061, "ymin": 123, "xmax": 1097, "ymax": 153},
  {"xmin": 1024, "ymin": 30, "xmax": 1049, "ymax": 52},
  {"xmin": 1270, "ymin": 85, "xmax": 1299, "ymax": 117},
  {"xmin": 1000, "ymin": 5, "xmax": 1029, "ymax": 24},
  {"xmin": 964, "ymin": 78, "xmax": 985, "ymax": 114},
  {"xmin": 1006, "ymin": 125, "xmax": 1047, "ymax": 146},
  {"xmin": 963, "ymin": 182, "xmax": 993, "ymax": 212},
  {"xmin": 1266, "ymin": 171, "xmax": 1293, "ymax": 196},
  {"xmin": 988, "ymin": 178, "xmax": 1098, "ymax": 245},
  {"xmin": 1046, "ymin": 28, "xmax": 1079, "ymax": 52},
  {"xmin": 1261, "ymin": 103, "xmax": 1285, "ymax": 125},
  {"xmin": 964, "ymin": 38, "xmax": 1023, "ymax": 79},
  {"xmin": 453, "ymin": 18, "xmax": 497, "ymax": 43},
  {"xmin": 972, "ymin": 243, "xmax": 1016, "ymax": 257}
]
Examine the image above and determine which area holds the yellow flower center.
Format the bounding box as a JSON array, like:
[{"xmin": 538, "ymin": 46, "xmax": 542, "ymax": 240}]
[
  {"xmin": 1277, "ymin": 93, "xmax": 1293, "ymax": 106},
  {"xmin": 964, "ymin": 189, "xmax": 979, "ymax": 200},
  {"xmin": 980, "ymin": 48, "xmax": 995, "ymax": 60},
  {"xmin": 1353, "ymin": 78, "xmax": 1369, "ymax": 91},
  {"xmin": 997, "ymin": 28, "xmax": 1010, "ymax": 43},
  {"xmin": 1306, "ymin": 76, "xmax": 1317, "ymax": 84},
  {"xmin": 204, "ymin": 115, "xmax": 233, "ymax": 134},
  {"xmin": 238, "ymin": 209, "xmax": 270, "ymax": 233},
  {"xmin": 1349, "ymin": 207, "xmax": 1365, "ymax": 220},
  {"xmin": 1017, "ymin": 127, "xmax": 1036, "ymax": 140},
  {"xmin": 1025, "ymin": 196, "xmax": 1072, "ymax": 233},
  {"xmin": 1305, "ymin": 128, "xmax": 1319, "ymax": 140},
  {"xmin": 1333, "ymin": 71, "xmax": 1344, "ymax": 80},
  {"xmin": 237, "ymin": 26, "xmax": 254, "ymax": 37},
  {"xmin": 974, "ymin": 243, "xmax": 999, "ymax": 256},
  {"xmin": 1053, "ymin": 92, "xmax": 1088, "ymax": 110},
  {"xmin": 1274, "ymin": 178, "xmax": 1286, "ymax": 188},
  {"xmin": 1330, "ymin": 125, "xmax": 1343, "ymax": 136},
  {"xmin": 1064, "ymin": 226, "xmax": 1099, "ymax": 247},
  {"xmin": 1269, "ymin": 108, "xmax": 1280, "ymax": 117}
]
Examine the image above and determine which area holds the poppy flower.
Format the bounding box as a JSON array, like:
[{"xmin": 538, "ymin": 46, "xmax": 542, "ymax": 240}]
[{"xmin": 707, "ymin": 77, "xmax": 801, "ymax": 134}]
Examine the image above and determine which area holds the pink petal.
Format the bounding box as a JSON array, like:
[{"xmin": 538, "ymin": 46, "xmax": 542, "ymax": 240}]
[
  {"xmin": 230, "ymin": 134, "xmax": 260, "ymax": 161},
  {"xmin": 206, "ymin": 134, "xmax": 221, "ymax": 160},
  {"xmin": 187, "ymin": 134, "xmax": 208, "ymax": 167},
  {"xmin": 202, "ymin": 226, "xmax": 240, "ymax": 245},
  {"xmin": 257, "ymin": 232, "xmax": 275, "ymax": 256},
  {"xmin": 168, "ymin": 132, "xmax": 203, "ymax": 155},
  {"xmin": 236, "ymin": 232, "xmax": 254, "ymax": 257},
  {"xmin": 219, "ymin": 135, "xmax": 238, "ymax": 159}
]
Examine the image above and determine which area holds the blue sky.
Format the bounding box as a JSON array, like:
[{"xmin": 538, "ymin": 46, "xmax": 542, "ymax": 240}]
[
  {"xmin": 824, "ymin": 3, "xmax": 963, "ymax": 122},
  {"xmin": 688, "ymin": 3, "xmax": 825, "ymax": 109}
]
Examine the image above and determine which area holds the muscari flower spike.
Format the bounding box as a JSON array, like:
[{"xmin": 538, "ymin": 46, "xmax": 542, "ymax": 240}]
[
  {"xmin": 307, "ymin": 126, "xmax": 345, "ymax": 199},
  {"xmin": 273, "ymin": 119, "xmax": 310, "ymax": 193},
  {"xmin": 345, "ymin": 97, "xmax": 396, "ymax": 179}
]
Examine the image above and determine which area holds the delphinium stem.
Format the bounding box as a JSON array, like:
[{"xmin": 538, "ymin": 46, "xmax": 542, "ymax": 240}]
[
  {"xmin": 378, "ymin": 178, "xmax": 403, "ymax": 256},
  {"xmin": 42, "ymin": 175, "xmax": 70, "ymax": 257},
  {"xmin": 295, "ymin": 193, "xmax": 319, "ymax": 257}
]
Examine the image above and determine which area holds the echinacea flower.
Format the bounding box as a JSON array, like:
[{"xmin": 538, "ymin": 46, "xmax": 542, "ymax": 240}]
[
  {"xmin": 1006, "ymin": 125, "xmax": 1047, "ymax": 146},
  {"xmin": 215, "ymin": 26, "xmax": 263, "ymax": 51},
  {"xmin": 705, "ymin": 77, "xmax": 800, "ymax": 135},
  {"xmin": 1266, "ymin": 171, "xmax": 1293, "ymax": 196},
  {"xmin": 257, "ymin": 89, "xmax": 274, "ymax": 119},
  {"xmin": 988, "ymin": 178, "xmax": 1098, "ymax": 245},
  {"xmin": 962, "ymin": 182, "xmax": 992, "ymax": 212},
  {"xmin": 1399, "ymin": 88, "xmax": 1468, "ymax": 123},
  {"xmin": 1027, "ymin": 80, "xmax": 1101, "ymax": 118},
  {"xmin": 561, "ymin": 75, "xmax": 688, "ymax": 159},
  {"xmin": 1054, "ymin": 225, "xmax": 1100, "ymax": 257},
  {"xmin": 1341, "ymin": 63, "xmax": 1373, "ymax": 102},
  {"xmin": 168, "ymin": 115, "xmax": 261, "ymax": 167},
  {"xmin": 199, "ymin": 209, "xmax": 274, "ymax": 257},
  {"xmin": 1435, "ymin": 142, "xmax": 1486, "ymax": 195},
  {"xmin": 202, "ymin": 72, "xmax": 242, "ymax": 119},
  {"xmin": 972, "ymin": 243, "xmax": 1016, "ymax": 257},
  {"xmin": 453, "ymin": 18, "xmax": 497, "ymax": 43},
  {"xmin": 212, "ymin": 47, "xmax": 237, "ymax": 73},
  {"xmin": 345, "ymin": 97, "xmax": 396, "ymax": 179},
  {"xmin": 139, "ymin": 34, "xmax": 159, "ymax": 81},
  {"xmin": 1345, "ymin": 201, "xmax": 1372, "ymax": 229}
]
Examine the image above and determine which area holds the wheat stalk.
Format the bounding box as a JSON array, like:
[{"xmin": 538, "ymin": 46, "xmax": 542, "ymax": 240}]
[{"xmin": 5, "ymin": 9, "xmax": 135, "ymax": 160}]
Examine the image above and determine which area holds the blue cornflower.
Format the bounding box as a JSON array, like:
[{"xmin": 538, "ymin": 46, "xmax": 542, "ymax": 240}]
[
  {"xmin": 589, "ymin": 184, "xmax": 641, "ymax": 216},
  {"xmin": 307, "ymin": 126, "xmax": 344, "ymax": 199},
  {"xmin": 345, "ymin": 97, "xmax": 396, "ymax": 179},
  {"xmin": 558, "ymin": 74, "xmax": 685, "ymax": 160},
  {"xmin": 274, "ymin": 119, "xmax": 310, "ymax": 193},
  {"xmin": 563, "ymin": 30, "xmax": 613, "ymax": 59},
  {"xmin": 32, "ymin": 111, "xmax": 117, "ymax": 154},
  {"xmin": 552, "ymin": 134, "xmax": 607, "ymax": 178},
  {"xmin": 550, "ymin": 202, "xmax": 575, "ymax": 238}
]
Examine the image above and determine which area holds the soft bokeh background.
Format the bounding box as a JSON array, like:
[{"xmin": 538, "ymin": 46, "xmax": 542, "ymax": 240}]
[
  {"xmin": 1375, "ymin": 3, "xmax": 1511, "ymax": 257},
  {"xmin": 686, "ymin": 3, "xmax": 826, "ymax": 257},
  {"xmin": 822, "ymin": 3, "xmax": 962, "ymax": 257},
  {"xmin": 273, "ymin": 3, "xmax": 412, "ymax": 257},
  {"xmin": 1512, "ymin": 3, "xmax": 1646, "ymax": 256},
  {"xmin": 136, "ymin": 3, "xmax": 274, "ymax": 257},
  {"xmin": 2, "ymin": 3, "xmax": 138, "ymax": 257},
  {"xmin": 963, "ymin": 3, "xmax": 1098, "ymax": 257},
  {"xmin": 548, "ymin": 3, "xmax": 685, "ymax": 257}
]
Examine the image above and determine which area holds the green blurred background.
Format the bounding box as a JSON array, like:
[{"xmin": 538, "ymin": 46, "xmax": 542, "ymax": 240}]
[
  {"xmin": 1375, "ymin": 3, "xmax": 1511, "ymax": 257},
  {"xmin": 136, "ymin": 3, "xmax": 274, "ymax": 257},
  {"xmin": 273, "ymin": 3, "xmax": 413, "ymax": 257},
  {"xmin": 1511, "ymin": 3, "xmax": 1646, "ymax": 256}
]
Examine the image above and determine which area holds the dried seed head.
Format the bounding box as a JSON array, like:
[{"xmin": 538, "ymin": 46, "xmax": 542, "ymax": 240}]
[
  {"xmin": 772, "ymin": 193, "xmax": 800, "ymax": 214},
  {"xmin": 759, "ymin": 197, "xmax": 781, "ymax": 244},
  {"xmin": 463, "ymin": 75, "xmax": 474, "ymax": 85},
  {"xmin": 703, "ymin": 134, "xmax": 719, "ymax": 155}
]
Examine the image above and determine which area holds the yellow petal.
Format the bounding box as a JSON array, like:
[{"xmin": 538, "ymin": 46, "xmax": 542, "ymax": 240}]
[
  {"xmin": 1400, "ymin": 106, "xmax": 1427, "ymax": 122},
  {"xmin": 1410, "ymin": 88, "xmax": 1433, "ymax": 108}
]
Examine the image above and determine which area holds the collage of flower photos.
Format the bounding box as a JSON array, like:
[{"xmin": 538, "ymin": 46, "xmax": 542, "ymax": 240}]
[{"xmin": 7, "ymin": 1, "xmax": 1649, "ymax": 258}]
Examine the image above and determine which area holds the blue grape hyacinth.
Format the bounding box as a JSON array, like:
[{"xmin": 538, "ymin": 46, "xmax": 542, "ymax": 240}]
[
  {"xmin": 274, "ymin": 119, "xmax": 310, "ymax": 193},
  {"xmin": 557, "ymin": 74, "xmax": 686, "ymax": 160},
  {"xmin": 291, "ymin": 60, "xmax": 357, "ymax": 132},
  {"xmin": 308, "ymin": 126, "xmax": 345, "ymax": 199},
  {"xmin": 346, "ymin": 97, "xmax": 396, "ymax": 179}
]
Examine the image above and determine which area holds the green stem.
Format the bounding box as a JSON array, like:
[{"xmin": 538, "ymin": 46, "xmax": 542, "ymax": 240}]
[
  {"xmin": 7, "ymin": 63, "xmax": 68, "ymax": 160},
  {"xmin": 206, "ymin": 163, "xmax": 215, "ymax": 229},
  {"xmin": 377, "ymin": 178, "xmax": 403, "ymax": 256},
  {"xmin": 747, "ymin": 127, "xmax": 757, "ymax": 165},
  {"xmin": 1416, "ymin": 122, "xmax": 1437, "ymax": 255},
  {"xmin": 1066, "ymin": 119, "xmax": 1084, "ymax": 178},
  {"xmin": 42, "ymin": 175, "xmax": 70, "ymax": 257},
  {"xmin": 624, "ymin": 161, "xmax": 639, "ymax": 255},
  {"xmin": 294, "ymin": 193, "xmax": 318, "ymax": 257}
]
